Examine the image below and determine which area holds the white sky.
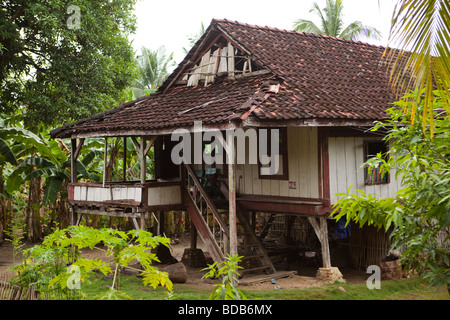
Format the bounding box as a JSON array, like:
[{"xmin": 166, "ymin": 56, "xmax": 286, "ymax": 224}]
[{"xmin": 130, "ymin": 0, "xmax": 397, "ymax": 65}]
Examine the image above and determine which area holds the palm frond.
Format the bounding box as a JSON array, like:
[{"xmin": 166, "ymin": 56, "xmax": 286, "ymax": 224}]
[
  {"xmin": 322, "ymin": 0, "xmax": 345, "ymax": 37},
  {"xmin": 135, "ymin": 46, "xmax": 174, "ymax": 91},
  {"xmin": 293, "ymin": 0, "xmax": 380, "ymax": 40},
  {"xmin": 339, "ymin": 21, "xmax": 382, "ymax": 40},
  {"xmin": 293, "ymin": 19, "xmax": 323, "ymax": 34},
  {"xmin": 387, "ymin": 0, "xmax": 450, "ymax": 134}
]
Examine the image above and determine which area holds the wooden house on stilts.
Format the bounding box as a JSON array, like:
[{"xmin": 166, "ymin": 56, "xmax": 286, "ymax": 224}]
[{"xmin": 51, "ymin": 19, "xmax": 403, "ymax": 280}]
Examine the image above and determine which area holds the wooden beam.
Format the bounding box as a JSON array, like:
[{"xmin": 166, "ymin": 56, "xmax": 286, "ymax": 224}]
[
  {"xmin": 144, "ymin": 136, "xmax": 157, "ymax": 156},
  {"xmin": 74, "ymin": 138, "xmax": 85, "ymax": 160},
  {"xmin": 140, "ymin": 136, "xmax": 146, "ymax": 184},
  {"xmin": 131, "ymin": 136, "xmax": 140, "ymax": 150},
  {"xmin": 227, "ymin": 42, "xmax": 235, "ymax": 78},
  {"xmin": 138, "ymin": 136, "xmax": 157, "ymax": 184},
  {"xmin": 71, "ymin": 139, "xmax": 78, "ymax": 183},
  {"xmin": 318, "ymin": 128, "xmax": 330, "ymax": 200},
  {"xmin": 103, "ymin": 138, "xmax": 108, "ymax": 187},
  {"xmin": 190, "ymin": 219, "xmax": 198, "ymax": 249},
  {"xmin": 132, "ymin": 217, "xmax": 140, "ymax": 230},
  {"xmin": 308, "ymin": 216, "xmax": 331, "ymax": 268},
  {"xmin": 228, "ymin": 144, "xmax": 237, "ymax": 258},
  {"xmin": 123, "ymin": 137, "xmax": 127, "ymax": 181}
]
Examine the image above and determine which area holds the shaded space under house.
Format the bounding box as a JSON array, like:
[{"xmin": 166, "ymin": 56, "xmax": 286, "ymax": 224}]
[{"xmin": 51, "ymin": 19, "xmax": 404, "ymax": 282}]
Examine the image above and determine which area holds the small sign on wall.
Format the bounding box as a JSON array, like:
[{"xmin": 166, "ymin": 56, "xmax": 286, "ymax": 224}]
[{"xmin": 289, "ymin": 181, "xmax": 296, "ymax": 189}]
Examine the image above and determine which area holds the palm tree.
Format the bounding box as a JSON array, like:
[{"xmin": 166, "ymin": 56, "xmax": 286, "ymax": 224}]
[
  {"xmin": 387, "ymin": 0, "xmax": 450, "ymax": 134},
  {"xmin": 293, "ymin": 0, "xmax": 381, "ymax": 40},
  {"xmin": 183, "ymin": 22, "xmax": 206, "ymax": 55},
  {"xmin": 125, "ymin": 46, "xmax": 175, "ymax": 101}
]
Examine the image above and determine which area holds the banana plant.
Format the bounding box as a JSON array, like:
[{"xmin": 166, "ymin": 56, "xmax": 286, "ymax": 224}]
[
  {"xmin": 0, "ymin": 138, "xmax": 17, "ymax": 166},
  {"xmin": 0, "ymin": 127, "xmax": 100, "ymax": 205}
]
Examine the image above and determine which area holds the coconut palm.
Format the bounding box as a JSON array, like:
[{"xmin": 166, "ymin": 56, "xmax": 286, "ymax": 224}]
[
  {"xmin": 293, "ymin": 0, "xmax": 381, "ymax": 40},
  {"xmin": 125, "ymin": 46, "xmax": 175, "ymax": 101},
  {"xmin": 387, "ymin": 0, "xmax": 450, "ymax": 134},
  {"xmin": 183, "ymin": 22, "xmax": 206, "ymax": 55}
]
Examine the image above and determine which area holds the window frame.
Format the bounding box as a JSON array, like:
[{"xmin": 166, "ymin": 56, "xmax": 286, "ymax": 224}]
[
  {"xmin": 363, "ymin": 140, "xmax": 390, "ymax": 185},
  {"xmin": 257, "ymin": 127, "xmax": 289, "ymax": 180}
]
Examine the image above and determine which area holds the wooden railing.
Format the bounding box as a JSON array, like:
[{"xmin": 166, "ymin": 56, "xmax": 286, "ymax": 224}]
[{"xmin": 183, "ymin": 164, "xmax": 230, "ymax": 255}]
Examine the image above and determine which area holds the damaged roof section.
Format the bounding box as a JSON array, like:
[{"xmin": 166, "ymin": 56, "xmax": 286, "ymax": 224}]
[
  {"xmin": 52, "ymin": 74, "xmax": 280, "ymax": 138},
  {"xmin": 52, "ymin": 19, "xmax": 398, "ymax": 139}
]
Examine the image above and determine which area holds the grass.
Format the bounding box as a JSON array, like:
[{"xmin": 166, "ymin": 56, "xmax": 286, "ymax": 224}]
[{"xmin": 80, "ymin": 274, "xmax": 449, "ymax": 300}]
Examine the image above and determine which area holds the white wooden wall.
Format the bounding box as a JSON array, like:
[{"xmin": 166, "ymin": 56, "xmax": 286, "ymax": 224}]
[
  {"xmin": 147, "ymin": 185, "xmax": 182, "ymax": 206},
  {"xmin": 236, "ymin": 127, "xmax": 319, "ymax": 198},
  {"xmin": 328, "ymin": 136, "xmax": 402, "ymax": 204},
  {"xmin": 73, "ymin": 185, "xmax": 142, "ymax": 203},
  {"xmin": 72, "ymin": 184, "xmax": 182, "ymax": 207}
]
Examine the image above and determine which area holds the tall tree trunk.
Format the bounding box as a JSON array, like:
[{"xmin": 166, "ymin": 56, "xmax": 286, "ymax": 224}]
[
  {"xmin": 30, "ymin": 176, "xmax": 42, "ymax": 242},
  {"xmin": 0, "ymin": 164, "xmax": 5, "ymax": 243}
]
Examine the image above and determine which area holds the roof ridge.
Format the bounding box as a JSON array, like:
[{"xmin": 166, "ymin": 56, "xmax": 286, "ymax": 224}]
[{"xmin": 213, "ymin": 18, "xmax": 389, "ymax": 50}]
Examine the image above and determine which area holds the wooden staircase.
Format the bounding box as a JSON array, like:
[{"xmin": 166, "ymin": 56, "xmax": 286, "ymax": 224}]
[
  {"xmin": 182, "ymin": 164, "xmax": 275, "ymax": 275},
  {"xmin": 182, "ymin": 164, "xmax": 230, "ymax": 264},
  {"xmin": 218, "ymin": 181, "xmax": 276, "ymax": 275}
]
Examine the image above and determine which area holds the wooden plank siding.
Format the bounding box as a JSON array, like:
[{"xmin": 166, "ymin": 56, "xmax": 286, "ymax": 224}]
[
  {"xmin": 236, "ymin": 127, "xmax": 320, "ymax": 199},
  {"xmin": 69, "ymin": 182, "xmax": 183, "ymax": 210},
  {"xmin": 328, "ymin": 136, "xmax": 402, "ymax": 204}
]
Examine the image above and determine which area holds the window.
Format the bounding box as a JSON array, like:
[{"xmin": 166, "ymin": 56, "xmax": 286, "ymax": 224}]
[
  {"xmin": 258, "ymin": 128, "xmax": 288, "ymax": 180},
  {"xmin": 364, "ymin": 141, "xmax": 389, "ymax": 185}
]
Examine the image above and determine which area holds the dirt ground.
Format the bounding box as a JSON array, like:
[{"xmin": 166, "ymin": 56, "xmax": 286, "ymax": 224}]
[{"xmin": 0, "ymin": 233, "xmax": 367, "ymax": 291}]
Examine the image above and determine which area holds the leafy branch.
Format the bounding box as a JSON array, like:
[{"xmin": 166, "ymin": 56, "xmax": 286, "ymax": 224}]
[
  {"xmin": 202, "ymin": 254, "xmax": 247, "ymax": 300},
  {"xmin": 13, "ymin": 226, "xmax": 173, "ymax": 300}
]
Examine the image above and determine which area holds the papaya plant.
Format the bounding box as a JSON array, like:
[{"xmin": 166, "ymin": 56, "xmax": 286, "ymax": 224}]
[
  {"xmin": 13, "ymin": 225, "xmax": 173, "ymax": 300},
  {"xmin": 202, "ymin": 254, "xmax": 247, "ymax": 300}
]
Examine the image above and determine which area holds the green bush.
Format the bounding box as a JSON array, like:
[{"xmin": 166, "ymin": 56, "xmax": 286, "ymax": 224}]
[{"xmin": 11, "ymin": 225, "xmax": 173, "ymax": 300}]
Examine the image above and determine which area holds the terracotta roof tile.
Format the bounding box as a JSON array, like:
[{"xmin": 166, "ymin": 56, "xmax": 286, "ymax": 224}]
[{"xmin": 52, "ymin": 19, "xmax": 399, "ymax": 138}]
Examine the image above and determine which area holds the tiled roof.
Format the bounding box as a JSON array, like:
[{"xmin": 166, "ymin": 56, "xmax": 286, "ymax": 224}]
[
  {"xmin": 52, "ymin": 19, "xmax": 398, "ymax": 139},
  {"xmin": 212, "ymin": 19, "xmax": 396, "ymax": 122}
]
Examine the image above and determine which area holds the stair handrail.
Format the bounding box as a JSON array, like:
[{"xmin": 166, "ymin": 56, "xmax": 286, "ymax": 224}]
[{"xmin": 183, "ymin": 164, "xmax": 230, "ymax": 240}]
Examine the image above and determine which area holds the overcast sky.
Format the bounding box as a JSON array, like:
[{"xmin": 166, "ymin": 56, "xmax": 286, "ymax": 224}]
[{"xmin": 130, "ymin": 0, "xmax": 397, "ymax": 64}]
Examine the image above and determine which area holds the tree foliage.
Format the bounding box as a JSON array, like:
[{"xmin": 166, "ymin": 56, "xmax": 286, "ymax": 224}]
[
  {"xmin": 293, "ymin": 0, "xmax": 381, "ymax": 40},
  {"xmin": 386, "ymin": 0, "xmax": 450, "ymax": 135},
  {"xmin": 0, "ymin": 0, "xmax": 138, "ymax": 129},
  {"xmin": 332, "ymin": 90, "xmax": 450, "ymax": 290},
  {"xmin": 202, "ymin": 254, "xmax": 247, "ymax": 300},
  {"xmin": 13, "ymin": 225, "xmax": 173, "ymax": 300},
  {"xmin": 124, "ymin": 46, "xmax": 175, "ymax": 101},
  {"xmin": 0, "ymin": 126, "xmax": 99, "ymax": 205}
]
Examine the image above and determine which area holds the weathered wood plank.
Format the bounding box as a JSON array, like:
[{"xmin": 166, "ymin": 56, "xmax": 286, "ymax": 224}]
[{"xmin": 227, "ymin": 42, "xmax": 235, "ymax": 77}]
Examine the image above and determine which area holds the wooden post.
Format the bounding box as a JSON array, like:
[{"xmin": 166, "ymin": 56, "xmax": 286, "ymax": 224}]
[
  {"xmin": 70, "ymin": 138, "xmax": 84, "ymax": 225},
  {"xmin": 228, "ymin": 144, "xmax": 238, "ymax": 258},
  {"xmin": 103, "ymin": 138, "xmax": 108, "ymax": 187},
  {"xmin": 136, "ymin": 136, "xmax": 156, "ymax": 185},
  {"xmin": 71, "ymin": 139, "xmax": 77, "ymax": 184},
  {"xmin": 155, "ymin": 211, "xmax": 165, "ymax": 236},
  {"xmin": 140, "ymin": 137, "xmax": 146, "ymax": 184},
  {"xmin": 123, "ymin": 137, "xmax": 127, "ymax": 181},
  {"xmin": 227, "ymin": 42, "xmax": 235, "ymax": 77},
  {"xmin": 308, "ymin": 216, "xmax": 331, "ymax": 268},
  {"xmin": 190, "ymin": 219, "xmax": 198, "ymax": 249},
  {"xmin": 140, "ymin": 212, "xmax": 146, "ymax": 231}
]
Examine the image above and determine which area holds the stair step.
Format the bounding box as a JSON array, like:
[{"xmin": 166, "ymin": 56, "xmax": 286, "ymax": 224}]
[
  {"xmin": 240, "ymin": 266, "xmax": 272, "ymax": 273},
  {"xmin": 239, "ymin": 243, "xmax": 261, "ymax": 248},
  {"xmin": 241, "ymin": 254, "xmax": 265, "ymax": 260}
]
